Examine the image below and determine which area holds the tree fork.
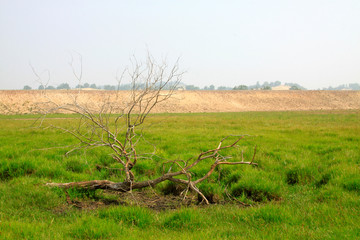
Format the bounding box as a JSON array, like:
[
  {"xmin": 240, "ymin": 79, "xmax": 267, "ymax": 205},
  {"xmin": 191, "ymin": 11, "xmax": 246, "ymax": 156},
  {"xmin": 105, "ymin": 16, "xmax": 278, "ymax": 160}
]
[
  {"xmin": 34, "ymin": 53, "xmax": 258, "ymax": 205},
  {"xmin": 46, "ymin": 146, "xmax": 258, "ymax": 205}
]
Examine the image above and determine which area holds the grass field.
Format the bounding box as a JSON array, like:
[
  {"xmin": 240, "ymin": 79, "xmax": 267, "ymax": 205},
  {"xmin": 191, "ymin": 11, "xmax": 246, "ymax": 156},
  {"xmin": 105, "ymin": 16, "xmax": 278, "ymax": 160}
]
[{"xmin": 0, "ymin": 111, "xmax": 359, "ymax": 239}]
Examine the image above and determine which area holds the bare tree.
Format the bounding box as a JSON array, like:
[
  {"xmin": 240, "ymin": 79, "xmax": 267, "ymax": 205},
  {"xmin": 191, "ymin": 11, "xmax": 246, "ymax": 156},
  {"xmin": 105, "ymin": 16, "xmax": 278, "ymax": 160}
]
[{"xmin": 37, "ymin": 53, "xmax": 257, "ymax": 205}]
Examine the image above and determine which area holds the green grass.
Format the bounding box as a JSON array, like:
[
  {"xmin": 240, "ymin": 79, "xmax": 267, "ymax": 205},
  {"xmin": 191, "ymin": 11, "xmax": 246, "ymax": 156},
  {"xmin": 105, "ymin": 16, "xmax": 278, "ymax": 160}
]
[{"xmin": 0, "ymin": 110, "xmax": 359, "ymax": 239}]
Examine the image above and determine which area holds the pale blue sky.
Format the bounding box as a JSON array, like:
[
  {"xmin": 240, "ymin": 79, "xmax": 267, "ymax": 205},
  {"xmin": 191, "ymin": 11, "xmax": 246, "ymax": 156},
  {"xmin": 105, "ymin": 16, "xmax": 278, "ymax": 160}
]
[{"xmin": 0, "ymin": 0, "xmax": 359, "ymax": 89}]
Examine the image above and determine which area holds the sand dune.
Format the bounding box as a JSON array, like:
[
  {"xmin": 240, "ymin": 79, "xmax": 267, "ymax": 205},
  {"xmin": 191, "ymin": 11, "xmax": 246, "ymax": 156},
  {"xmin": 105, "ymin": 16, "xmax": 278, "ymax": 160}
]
[{"xmin": 0, "ymin": 90, "xmax": 359, "ymax": 115}]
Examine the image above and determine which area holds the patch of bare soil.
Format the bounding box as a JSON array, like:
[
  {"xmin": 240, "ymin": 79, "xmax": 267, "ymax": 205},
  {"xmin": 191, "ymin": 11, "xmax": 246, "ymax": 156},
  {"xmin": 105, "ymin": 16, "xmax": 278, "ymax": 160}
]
[
  {"xmin": 112, "ymin": 190, "xmax": 197, "ymax": 211},
  {"xmin": 53, "ymin": 190, "xmax": 199, "ymax": 213},
  {"xmin": 1, "ymin": 90, "xmax": 360, "ymax": 114},
  {"xmin": 53, "ymin": 188, "xmax": 251, "ymax": 213}
]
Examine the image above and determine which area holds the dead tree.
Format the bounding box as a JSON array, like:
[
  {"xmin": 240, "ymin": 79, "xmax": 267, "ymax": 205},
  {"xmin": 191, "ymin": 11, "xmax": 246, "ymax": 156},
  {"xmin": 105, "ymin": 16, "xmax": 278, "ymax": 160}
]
[{"xmin": 37, "ymin": 53, "xmax": 257, "ymax": 204}]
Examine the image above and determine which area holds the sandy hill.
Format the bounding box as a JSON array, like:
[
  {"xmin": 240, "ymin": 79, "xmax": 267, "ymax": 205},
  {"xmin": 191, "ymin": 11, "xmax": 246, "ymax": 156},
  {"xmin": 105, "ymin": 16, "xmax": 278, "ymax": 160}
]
[{"xmin": 0, "ymin": 90, "xmax": 359, "ymax": 115}]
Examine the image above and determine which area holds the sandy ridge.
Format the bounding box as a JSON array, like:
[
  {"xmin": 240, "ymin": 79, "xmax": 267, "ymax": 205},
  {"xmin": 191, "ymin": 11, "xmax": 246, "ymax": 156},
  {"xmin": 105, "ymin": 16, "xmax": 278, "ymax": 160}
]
[{"xmin": 0, "ymin": 90, "xmax": 359, "ymax": 115}]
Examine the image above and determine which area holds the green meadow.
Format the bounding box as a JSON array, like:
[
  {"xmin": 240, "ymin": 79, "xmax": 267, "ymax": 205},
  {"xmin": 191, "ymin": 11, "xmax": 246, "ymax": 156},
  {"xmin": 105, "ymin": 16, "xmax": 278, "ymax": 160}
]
[{"xmin": 0, "ymin": 111, "xmax": 359, "ymax": 239}]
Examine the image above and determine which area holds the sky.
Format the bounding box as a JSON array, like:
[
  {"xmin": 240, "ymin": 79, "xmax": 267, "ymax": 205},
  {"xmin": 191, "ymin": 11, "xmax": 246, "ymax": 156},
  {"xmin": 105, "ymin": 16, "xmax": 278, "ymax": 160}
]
[{"xmin": 0, "ymin": 0, "xmax": 359, "ymax": 90}]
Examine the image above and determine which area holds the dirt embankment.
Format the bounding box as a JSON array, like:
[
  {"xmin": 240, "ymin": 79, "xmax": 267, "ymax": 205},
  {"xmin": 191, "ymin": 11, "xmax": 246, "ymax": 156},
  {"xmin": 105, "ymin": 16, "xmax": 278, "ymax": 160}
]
[{"xmin": 0, "ymin": 90, "xmax": 359, "ymax": 115}]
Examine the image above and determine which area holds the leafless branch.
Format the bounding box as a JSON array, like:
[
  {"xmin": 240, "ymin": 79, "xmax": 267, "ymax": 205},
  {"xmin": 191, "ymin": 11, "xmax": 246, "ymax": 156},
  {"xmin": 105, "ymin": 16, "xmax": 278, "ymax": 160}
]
[{"xmin": 34, "ymin": 53, "xmax": 257, "ymax": 205}]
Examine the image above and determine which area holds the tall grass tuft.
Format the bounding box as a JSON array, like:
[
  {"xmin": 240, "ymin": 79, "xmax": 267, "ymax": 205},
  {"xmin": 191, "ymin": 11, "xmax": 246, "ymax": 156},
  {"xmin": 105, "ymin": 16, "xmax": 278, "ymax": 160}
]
[
  {"xmin": 163, "ymin": 208, "xmax": 205, "ymax": 230},
  {"xmin": 342, "ymin": 177, "xmax": 360, "ymax": 193},
  {"xmin": 69, "ymin": 217, "xmax": 119, "ymax": 239},
  {"xmin": 0, "ymin": 159, "xmax": 35, "ymax": 180},
  {"xmin": 98, "ymin": 206, "xmax": 154, "ymax": 228}
]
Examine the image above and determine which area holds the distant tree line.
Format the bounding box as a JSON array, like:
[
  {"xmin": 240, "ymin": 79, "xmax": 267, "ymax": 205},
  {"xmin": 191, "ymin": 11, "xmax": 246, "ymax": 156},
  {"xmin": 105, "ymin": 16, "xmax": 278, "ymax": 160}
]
[
  {"xmin": 23, "ymin": 83, "xmax": 231, "ymax": 91},
  {"xmin": 23, "ymin": 81, "xmax": 302, "ymax": 91},
  {"xmin": 24, "ymin": 81, "xmax": 360, "ymax": 91},
  {"xmin": 184, "ymin": 84, "xmax": 232, "ymax": 90},
  {"xmin": 25, "ymin": 82, "xmax": 186, "ymax": 90},
  {"xmin": 233, "ymin": 81, "xmax": 306, "ymax": 90},
  {"xmin": 24, "ymin": 83, "xmax": 102, "ymax": 90},
  {"xmin": 322, "ymin": 83, "xmax": 360, "ymax": 90}
]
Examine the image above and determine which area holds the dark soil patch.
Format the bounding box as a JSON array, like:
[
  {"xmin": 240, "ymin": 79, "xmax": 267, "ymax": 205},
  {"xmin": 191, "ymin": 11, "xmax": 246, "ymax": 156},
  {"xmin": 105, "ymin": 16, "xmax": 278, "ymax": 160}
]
[
  {"xmin": 55, "ymin": 189, "xmax": 199, "ymax": 212},
  {"xmin": 114, "ymin": 190, "xmax": 197, "ymax": 211},
  {"xmin": 54, "ymin": 186, "xmax": 279, "ymax": 213}
]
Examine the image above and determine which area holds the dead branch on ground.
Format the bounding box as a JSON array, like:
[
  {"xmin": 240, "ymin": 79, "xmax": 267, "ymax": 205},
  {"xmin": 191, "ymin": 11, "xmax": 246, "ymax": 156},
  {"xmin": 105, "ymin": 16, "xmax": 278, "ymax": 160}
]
[{"xmin": 34, "ymin": 52, "xmax": 257, "ymax": 204}]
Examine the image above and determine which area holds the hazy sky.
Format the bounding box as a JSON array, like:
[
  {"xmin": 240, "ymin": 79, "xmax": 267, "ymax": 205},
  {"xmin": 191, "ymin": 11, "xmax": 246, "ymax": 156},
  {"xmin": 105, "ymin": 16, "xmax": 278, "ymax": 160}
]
[{"xmin": 1, "ymin": 0, "xmax": 359, "ymax": 90}]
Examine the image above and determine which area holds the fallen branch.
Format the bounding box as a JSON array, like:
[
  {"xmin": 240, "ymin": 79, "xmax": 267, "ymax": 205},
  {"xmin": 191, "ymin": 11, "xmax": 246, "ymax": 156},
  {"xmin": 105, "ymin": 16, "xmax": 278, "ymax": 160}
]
[
  {"xmin": 46, "ymin": 137, "xmax": 257, "ymax": 204},
  {"xmin": 33, "ymin": 53, "xmax": 258, "ymax": 205}
]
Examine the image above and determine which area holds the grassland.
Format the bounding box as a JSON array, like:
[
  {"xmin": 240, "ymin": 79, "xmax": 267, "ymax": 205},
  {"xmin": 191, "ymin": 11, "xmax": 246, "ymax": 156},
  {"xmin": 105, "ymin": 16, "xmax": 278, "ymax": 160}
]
[{"xmin": 0, "ymin": 111, "xmax": 359, "ymax": 239}]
